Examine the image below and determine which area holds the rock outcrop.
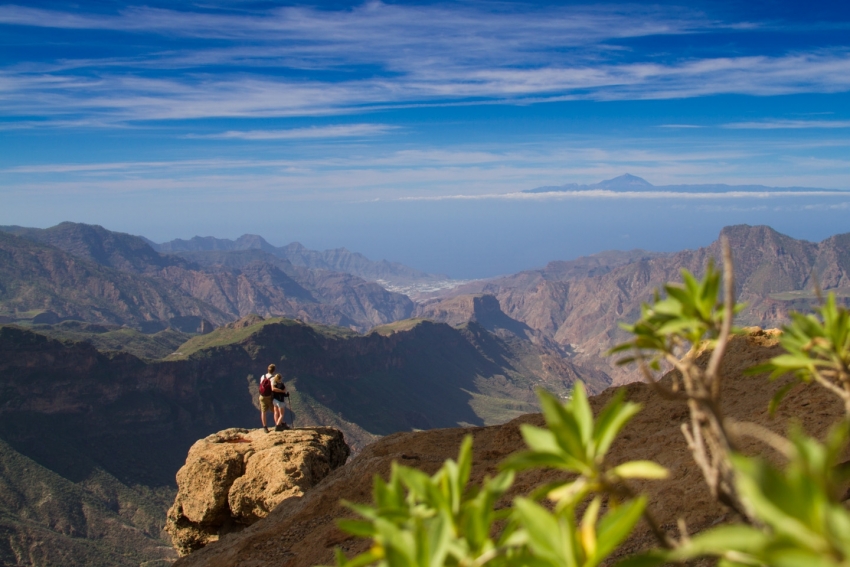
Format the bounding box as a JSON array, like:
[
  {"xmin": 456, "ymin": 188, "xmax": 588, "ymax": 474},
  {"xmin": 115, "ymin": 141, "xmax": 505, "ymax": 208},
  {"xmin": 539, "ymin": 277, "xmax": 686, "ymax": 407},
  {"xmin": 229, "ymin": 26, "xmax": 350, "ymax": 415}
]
[
  {"xmin": 434, "ymin": 225, "xmax": 850, "ymax": 384},
  {"xmin": 172, "ymin": 329, "xmax": 846, "ymax": 567},
  {"xmin": 166, "ymin": 427, "xmax": 349, "ymax": 556}
]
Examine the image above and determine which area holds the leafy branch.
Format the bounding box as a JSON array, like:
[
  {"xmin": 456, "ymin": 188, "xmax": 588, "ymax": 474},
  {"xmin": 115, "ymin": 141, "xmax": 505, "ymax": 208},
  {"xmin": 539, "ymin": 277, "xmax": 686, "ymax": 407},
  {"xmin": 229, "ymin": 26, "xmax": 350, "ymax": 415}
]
[{"xmin": 609, "ymin": 238, "xmax": 749, "ymax": 519}]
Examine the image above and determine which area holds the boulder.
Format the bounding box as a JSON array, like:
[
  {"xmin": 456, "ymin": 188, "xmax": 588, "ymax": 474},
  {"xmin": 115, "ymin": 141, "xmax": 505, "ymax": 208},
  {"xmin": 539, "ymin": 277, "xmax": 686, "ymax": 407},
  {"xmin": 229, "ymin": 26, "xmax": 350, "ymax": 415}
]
[{"xmin": 165, "ymin": 427, "xmax": 349, "ymax": 556}]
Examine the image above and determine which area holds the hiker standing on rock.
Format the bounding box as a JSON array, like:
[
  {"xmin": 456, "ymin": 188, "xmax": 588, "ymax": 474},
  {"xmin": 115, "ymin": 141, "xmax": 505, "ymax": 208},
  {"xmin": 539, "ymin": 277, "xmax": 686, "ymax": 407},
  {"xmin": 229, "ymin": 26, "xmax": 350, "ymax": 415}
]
[
  {"xmin": 272, "ymin": 373, "xmax": 289, "ymax": 431},
  {"xmin": 258, "ymin": 364, "xmax": 275, "ymax": 433}
]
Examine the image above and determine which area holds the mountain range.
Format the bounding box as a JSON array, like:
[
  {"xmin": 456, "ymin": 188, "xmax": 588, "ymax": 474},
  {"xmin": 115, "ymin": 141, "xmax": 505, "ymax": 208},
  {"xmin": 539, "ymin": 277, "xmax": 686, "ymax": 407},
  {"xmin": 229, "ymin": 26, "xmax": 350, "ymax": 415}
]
[
  {"xmin": 0, "ymin": 223, "xmax": 416, "ymax": 332},
  {"xmin": 523, "ymin": 173, "xmax": 847, "ymax": 194},
  {"xmin": 420, "ymin": 224, "xmax": 850, "ymax": 383},
  {"xmin": 150, "ymin": 234, "xmax": 448, "ymax": 285},
  {"xmin": 3, "ymin": 219, "xmax": 850, "ymax": 565}
]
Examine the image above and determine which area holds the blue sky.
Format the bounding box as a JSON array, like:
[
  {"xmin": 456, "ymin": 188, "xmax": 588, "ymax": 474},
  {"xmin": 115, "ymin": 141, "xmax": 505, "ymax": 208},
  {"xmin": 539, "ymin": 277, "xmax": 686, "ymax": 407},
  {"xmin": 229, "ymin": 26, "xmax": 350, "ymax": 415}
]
[{"xmin": 2, "ymin": 1, "xmax": 850, "ymax": 276}]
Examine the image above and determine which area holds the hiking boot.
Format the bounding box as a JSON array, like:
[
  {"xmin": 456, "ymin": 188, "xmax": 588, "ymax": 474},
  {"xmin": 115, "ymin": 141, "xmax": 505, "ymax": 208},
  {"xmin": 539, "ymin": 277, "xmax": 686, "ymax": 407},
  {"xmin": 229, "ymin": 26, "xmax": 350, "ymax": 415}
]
[{"xmin": 263, "ymin": 426, "xmax": 269, "ymax": 433}]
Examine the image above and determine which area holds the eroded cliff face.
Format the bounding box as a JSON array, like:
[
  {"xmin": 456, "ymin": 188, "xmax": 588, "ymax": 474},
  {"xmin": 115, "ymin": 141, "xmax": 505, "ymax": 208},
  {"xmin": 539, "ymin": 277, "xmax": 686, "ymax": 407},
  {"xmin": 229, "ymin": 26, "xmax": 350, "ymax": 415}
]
[
  {"xmin": 166, "ymin": 427, "xmax": 349, "ymax": 556},
  {"xmin": 428, "ymin": 226, "xmax": 850, "ymax": 385}
]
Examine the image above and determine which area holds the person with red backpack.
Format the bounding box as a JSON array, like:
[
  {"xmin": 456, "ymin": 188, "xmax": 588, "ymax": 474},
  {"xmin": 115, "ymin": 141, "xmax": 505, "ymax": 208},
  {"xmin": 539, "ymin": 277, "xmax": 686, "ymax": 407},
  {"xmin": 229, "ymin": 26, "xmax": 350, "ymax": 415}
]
[{"xmin": 258, "ymin": 364, "xmax": 275, "ymax": 433}]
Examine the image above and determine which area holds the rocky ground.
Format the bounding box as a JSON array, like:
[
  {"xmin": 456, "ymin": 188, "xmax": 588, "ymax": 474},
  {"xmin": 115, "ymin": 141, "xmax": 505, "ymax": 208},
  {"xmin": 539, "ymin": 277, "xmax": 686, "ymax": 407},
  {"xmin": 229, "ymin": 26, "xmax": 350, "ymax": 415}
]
[{"xmin": 172, "ymin": 328, "xmax": 846, "ymax": 567}]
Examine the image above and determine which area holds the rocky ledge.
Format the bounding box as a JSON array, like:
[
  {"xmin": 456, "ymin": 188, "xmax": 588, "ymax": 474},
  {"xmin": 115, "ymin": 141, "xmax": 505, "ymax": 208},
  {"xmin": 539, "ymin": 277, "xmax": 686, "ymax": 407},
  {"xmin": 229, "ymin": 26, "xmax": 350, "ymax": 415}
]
[{"xmin": 165, "ymin": 427, "xmax": 350, "ymax": 556}]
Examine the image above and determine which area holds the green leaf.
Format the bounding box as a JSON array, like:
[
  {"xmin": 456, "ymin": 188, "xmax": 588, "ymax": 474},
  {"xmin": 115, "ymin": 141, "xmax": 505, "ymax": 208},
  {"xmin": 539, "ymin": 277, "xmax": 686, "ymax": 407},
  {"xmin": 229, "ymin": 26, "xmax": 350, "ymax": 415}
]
[
  {"xmin": 543, "ymin": 478, "xmax": 589, "ymax": 507},
  {"xmin": 593, "ymin": 391, "xmax": 642, "ymax": 458},
  {"xmin": 570, "ymin": 382, "xmax": 594, "ymax": 447},
  {"xmin": 337, "ymin": 519, "xmax": 377, "ymax": 538},
  {"xmin": 610, "ymin": 461, "xmax": 669, "ymax": 480},
  {"xmin": 513, "ymin": 498, "xmax": 573, "ymax": 566},
  {"xmin": 670, "ymin": 525, "xmax": 768, "ymax": 559},
  {"xmin": 593, "ymin": 496, "xmax": 646, "ymax": 562},
  {"xmin": 519, "ymin": 424, "xmax": 562, "ymax": 454},
  {"xmin": 538, "ymin": 390, "xmax": 588, "ymax": 462},
  {"xmin": 768, "ymin": 382, "xmax": 796, "ymax": 416},
  {"xmin": 456, "ymin": 435, "xmax": 473, "ymax": 496}
]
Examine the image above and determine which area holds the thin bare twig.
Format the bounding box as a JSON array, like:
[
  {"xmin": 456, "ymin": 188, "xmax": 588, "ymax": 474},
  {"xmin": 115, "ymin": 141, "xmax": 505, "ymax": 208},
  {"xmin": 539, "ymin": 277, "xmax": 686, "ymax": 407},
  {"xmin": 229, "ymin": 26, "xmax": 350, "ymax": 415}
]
[
  {"xmin": 635, "ymin": 354, "xmax": 690, "ymax": 401},
  {"xmin": 724, "ymin": 418, "xmax": 794, "ymax": 458},
  {"xmin": 706, "ymin": 237, "xmax": 735, "ymax": 397}
]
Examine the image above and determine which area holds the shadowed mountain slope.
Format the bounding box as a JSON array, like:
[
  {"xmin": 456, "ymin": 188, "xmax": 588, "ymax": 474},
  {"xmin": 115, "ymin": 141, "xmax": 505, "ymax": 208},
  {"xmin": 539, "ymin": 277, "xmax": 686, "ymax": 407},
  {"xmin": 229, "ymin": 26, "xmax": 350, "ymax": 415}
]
[{"xmin": 170, "ymin": 314, "xmax": 609, "ymax": 449}]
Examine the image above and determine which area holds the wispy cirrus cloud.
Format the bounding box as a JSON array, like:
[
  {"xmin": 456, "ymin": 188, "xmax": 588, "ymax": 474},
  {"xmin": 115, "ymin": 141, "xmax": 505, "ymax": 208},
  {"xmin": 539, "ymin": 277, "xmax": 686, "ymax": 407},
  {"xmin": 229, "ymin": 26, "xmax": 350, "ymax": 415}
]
[
  {"xmin": 5, "ymin": 51, "xmax": 850, "ymax": 125},
  {"xmin": 2, "ymin": 2, "xmax": 849, "ymax": 125},
  {"xmin": 723, "ymin": 119, "xmax": 850, "ymax": 129},
  {"xmin": 184, "ymin": 123, "xmax": 397, "ymax": 140}
]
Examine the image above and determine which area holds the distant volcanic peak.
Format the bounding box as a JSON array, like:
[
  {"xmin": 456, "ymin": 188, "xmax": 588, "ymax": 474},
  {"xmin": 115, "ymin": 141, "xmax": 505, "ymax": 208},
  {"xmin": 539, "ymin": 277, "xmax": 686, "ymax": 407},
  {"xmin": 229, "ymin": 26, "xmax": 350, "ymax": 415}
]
[
  {"xmin": 524, "ymin": 174, "xmax": 654, "ymax": 194},
  {"xmin": 596, "ymin": 173, "xmax": 654, "ymax": 190}
]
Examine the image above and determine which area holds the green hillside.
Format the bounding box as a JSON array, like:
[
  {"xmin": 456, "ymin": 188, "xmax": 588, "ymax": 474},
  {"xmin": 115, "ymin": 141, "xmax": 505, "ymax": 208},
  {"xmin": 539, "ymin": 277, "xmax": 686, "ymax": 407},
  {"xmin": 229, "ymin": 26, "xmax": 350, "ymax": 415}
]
[{"xmin": 25, "ymin": 321, "xmax": 191, "ymax": 360}]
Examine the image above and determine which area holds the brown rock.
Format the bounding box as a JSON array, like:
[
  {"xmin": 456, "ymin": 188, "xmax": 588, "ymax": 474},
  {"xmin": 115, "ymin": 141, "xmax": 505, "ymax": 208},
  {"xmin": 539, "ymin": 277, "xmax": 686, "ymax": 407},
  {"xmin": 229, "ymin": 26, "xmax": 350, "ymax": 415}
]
[{"xmin": 165, "ymin": 426, "xmax": 350, "ymax": 556}]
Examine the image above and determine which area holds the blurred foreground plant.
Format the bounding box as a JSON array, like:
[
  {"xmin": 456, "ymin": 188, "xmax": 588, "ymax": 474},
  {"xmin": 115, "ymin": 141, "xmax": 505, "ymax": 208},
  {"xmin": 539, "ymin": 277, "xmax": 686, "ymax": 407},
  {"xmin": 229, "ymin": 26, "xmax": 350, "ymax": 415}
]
[{"xmin": 333, "ymin": 384, "xmax": 667, "ymax": 567}]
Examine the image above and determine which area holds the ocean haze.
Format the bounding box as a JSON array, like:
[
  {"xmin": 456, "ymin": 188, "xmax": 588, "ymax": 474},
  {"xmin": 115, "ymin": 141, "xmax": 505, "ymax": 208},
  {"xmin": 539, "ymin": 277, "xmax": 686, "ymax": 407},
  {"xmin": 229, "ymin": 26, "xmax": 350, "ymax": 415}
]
[
  {"xmin": 5, "ymin": 171, "xmax": 850, "ymax": 279},
  {"xmin": 260, "ymin": 196, "xmax": 850, "ymax": 279},
  {"xmin": 7, "ymin": 193, "xmax": 842, "ymax": 281}
]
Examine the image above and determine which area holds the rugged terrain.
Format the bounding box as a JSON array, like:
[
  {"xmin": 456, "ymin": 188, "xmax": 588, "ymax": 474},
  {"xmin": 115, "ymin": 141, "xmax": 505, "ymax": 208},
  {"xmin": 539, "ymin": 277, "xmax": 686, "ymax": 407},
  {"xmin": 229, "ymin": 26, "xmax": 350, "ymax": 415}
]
[
  {"xmin": 168, "ymin": 312, "xmax": 609, "ymax": 450},
  {"xmin": 7, "ymin": 222, "xmax": 849, "ymax": 387},
  {"xmin": 173, "ymin": 329, "xmax": 844, "ymax": 567},
  {"xmin": 0, "ymin": 307, "xmax": 603, "ymax": 565},
  {"xmin": 422, "ymin": 225, "xmax": 850, "ymax": 383},
  {"xmin": 153, "ymin": 234, "xmax": 449, "ymax": 287},
  {"xmin": 0, "ymin": 223, "xmax": 414, "ymax": 332}
]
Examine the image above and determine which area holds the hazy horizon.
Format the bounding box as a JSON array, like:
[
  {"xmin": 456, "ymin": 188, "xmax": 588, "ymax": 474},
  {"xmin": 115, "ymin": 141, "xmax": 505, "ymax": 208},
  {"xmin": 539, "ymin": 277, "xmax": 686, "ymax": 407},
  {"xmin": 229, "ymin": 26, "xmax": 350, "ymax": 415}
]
[
  {"xmin": 10, "ymin": 192, "xmax": 849, "ymax": 280},
  {"xmin": 2, "ymin": 1, "xmax": 849, "ymax": 278}
]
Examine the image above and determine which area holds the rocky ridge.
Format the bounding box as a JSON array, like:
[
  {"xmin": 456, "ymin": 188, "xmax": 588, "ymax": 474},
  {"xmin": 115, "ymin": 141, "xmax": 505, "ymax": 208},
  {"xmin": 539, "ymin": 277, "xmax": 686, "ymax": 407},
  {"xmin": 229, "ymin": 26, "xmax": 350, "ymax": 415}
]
[
  {"xmin": 428, "ymin": 225, "xmax": 850, "ymax": 383},
  {"xmin": 0, "ymin": 223, "xmax": 414, "ymax": 332},
  {"xmin": 153, "ymin": 234, "xmax": 448, "ymax": 286},
  {"xmin": 172, "ymin": 329, "xmax": 845, "ymax": 567},
  {"xmin": 166, "ymin": 427, "xmax": 349, "ymax": 556}
]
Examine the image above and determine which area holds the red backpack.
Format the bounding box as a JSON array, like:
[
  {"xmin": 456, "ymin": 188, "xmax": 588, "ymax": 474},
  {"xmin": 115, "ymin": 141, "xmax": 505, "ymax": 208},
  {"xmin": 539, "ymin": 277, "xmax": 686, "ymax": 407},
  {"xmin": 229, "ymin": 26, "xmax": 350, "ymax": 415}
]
[{"xmin": 259, "ymin": 374, "xmax": 272, "ymax": 396}]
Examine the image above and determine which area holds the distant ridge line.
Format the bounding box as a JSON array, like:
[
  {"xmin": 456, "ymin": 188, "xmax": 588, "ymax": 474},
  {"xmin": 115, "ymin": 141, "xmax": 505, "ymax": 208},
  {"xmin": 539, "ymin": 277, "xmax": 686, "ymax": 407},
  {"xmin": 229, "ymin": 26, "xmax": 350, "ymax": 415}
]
[{"xmin": 523, "ymin": 173, "xmax": 846, "ymax": 194}]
